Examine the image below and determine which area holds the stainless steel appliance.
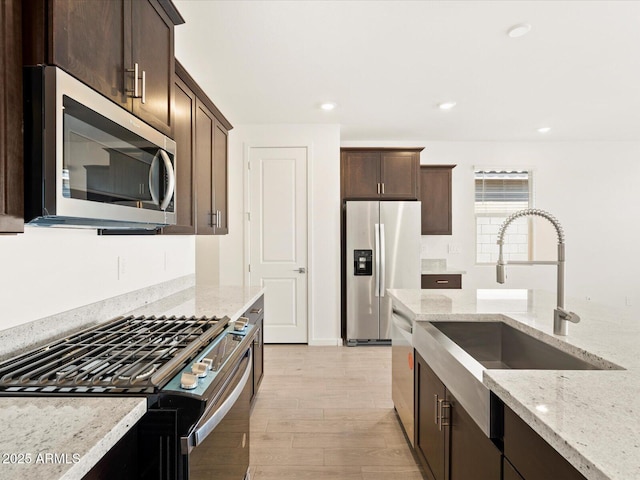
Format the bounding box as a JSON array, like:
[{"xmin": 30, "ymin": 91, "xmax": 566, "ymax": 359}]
[
  {"xmin": 0, "ymin": 314, "xmax": 254, "ymax": 480},
  {"xmin": 23, "ymin": 65, "xmax": 176, "ymax": 230},
  {"xmin": 391, "ymin": 299, "xmax": 417, "ymax": 446},
  {"xmin": 345, "ymin": 201, "xmax": 420, "ymax": 345}
]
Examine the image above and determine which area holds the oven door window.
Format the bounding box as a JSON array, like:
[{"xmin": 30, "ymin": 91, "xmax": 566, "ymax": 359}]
[{"xmin": 62, "ymin": 95, "xmax": 175, "ymax": 213}]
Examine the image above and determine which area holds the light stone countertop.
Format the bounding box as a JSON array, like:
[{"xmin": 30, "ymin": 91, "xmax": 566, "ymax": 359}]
[
  {"xmin": 0, "ymin": 397, "xmax": 146, "ymax": 480},
  {"xmin": 0, "ymin": 283, "xmax": 265, "ymax": 480},
  {"xmin": 387, "ymin": 288, "xmax": 640, "ymax": 480}
]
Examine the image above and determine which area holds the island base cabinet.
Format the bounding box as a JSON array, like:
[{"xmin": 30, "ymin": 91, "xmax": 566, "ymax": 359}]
[
  {"xmin": 504, "ymin": 458, "xmax": 525, "ymax": 480},
  {"xmin": 503, "ymin": 406, "xmax": 587, "ymax": 480},
  {"xmin": 415, "ymin": 351, "xmax": 501, "ymax": 480}
]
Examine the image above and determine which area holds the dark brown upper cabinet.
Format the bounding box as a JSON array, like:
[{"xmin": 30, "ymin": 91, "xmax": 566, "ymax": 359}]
[
  {"xmin": 165, "ymin": 62, "xmax": 232, "ymax": 236},
  {"xmin": 162, "ymin": 69, "xmax": 196, "ymax": 234},
  {"xmin": 420, "ymin": 165, "xmax": 455, "ymax": 235},
  {"xmin": 0, "ymin": 0, "xmax": 24, "ymax": 234},
  {"xmin": 341, "ymin": 148, "xmax": 422, "ymax": 200},
  {"xmin": 23, "ymin": 0, "xmax": 184, "ymax": 137}
]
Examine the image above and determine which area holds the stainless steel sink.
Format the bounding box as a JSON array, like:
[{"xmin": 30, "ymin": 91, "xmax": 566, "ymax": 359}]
[
  {"xmin": 413, "ymin": 320, "xmax": 621, "ymax": 438},
  {"xmin": 430, "ymin": 321, "xmax": 601, "ymax": 370}
]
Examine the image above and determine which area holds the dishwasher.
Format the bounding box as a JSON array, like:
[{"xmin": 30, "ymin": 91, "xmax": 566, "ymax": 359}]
[{"xmin": 391, "ymin": 302, "xmax": 416, "ymax": 446}]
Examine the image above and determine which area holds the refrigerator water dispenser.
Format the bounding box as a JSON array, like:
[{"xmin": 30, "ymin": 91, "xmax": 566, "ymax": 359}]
[{"xmin": 354, "ymin": 249, "xmax": 373, "ymax": 275}]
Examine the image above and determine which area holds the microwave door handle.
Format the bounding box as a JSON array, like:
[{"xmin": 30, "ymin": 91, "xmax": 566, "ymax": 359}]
[
  {"xmin": 158, "ymin": 149, "xmax": 175, "ymax": 211},
  {"xmin": 148, "ymin": 151, "xmax": 161, "ymax": 206},
  {"xmin": 148, "ymin": 150, "xmax": 176, "ymax": 211}
]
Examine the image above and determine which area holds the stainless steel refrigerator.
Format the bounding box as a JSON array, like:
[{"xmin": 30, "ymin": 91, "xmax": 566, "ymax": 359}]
[{"xmin": 345, "ymin": 201, "xmax": 421, "ymax": 345}]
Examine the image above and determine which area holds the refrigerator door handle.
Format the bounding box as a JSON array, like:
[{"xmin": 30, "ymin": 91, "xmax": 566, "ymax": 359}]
[
  {"xmin": 374, "ymin": 223, "xmax": 380, "ymax": 297},
  {"xmin": 380, "ymin": 223, "xmax": 386, "ymax": 297}
]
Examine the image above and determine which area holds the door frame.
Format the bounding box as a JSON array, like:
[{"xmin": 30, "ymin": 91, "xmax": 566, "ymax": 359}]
[{"xmin": 243, "ymin": 143, "xmax": 313, "ymax": 343}]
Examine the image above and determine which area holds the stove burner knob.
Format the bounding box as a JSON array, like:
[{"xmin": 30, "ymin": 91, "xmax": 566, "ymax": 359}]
[
  {"xmin": 180, "ymin": 372, "xmax": 198, "ymax": 390},
  {"xmin": 234, "ymin": 317, "xmax": 249, "ymax": 331},
  {"xmin": 202, "ymin": 358, "xmax": 213, "ymax": 370},
  {"xmin": 192, "ymin": 362, "xmax": 208, "ymax": 378}
]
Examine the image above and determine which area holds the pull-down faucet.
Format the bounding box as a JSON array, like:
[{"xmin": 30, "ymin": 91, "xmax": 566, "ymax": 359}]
[{"xmin": 496, "ymin": 208, "xmax": 580, "ymax": 335}]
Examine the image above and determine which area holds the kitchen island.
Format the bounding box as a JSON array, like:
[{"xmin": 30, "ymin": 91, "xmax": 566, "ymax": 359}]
[
  {"xmin": 0, "ymin": 283, "xmax": 264, "ymax": 480},
  {"xmin": 388, "ymin": 288, "xmax": 639, "ymax": 480}
]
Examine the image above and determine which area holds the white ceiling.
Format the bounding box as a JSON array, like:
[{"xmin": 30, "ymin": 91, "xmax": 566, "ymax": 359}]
[{"xmin": 173, "ymin": 0, "xmax": 640, "ymax": 142}]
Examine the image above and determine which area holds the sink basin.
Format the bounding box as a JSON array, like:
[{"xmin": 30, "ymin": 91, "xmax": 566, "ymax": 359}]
[
  {"xmin": 413, "ymin": 320, "xmax": 621, "ymax": 438},
  {"xmin": 430, "ymin": 321, "xmax": 601, "ymax": 370}
]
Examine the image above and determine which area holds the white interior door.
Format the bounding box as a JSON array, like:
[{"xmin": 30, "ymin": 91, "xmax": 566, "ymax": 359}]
[{"xmin": 248, "ymin": 147, "xmax": 308, "ymax": 343}]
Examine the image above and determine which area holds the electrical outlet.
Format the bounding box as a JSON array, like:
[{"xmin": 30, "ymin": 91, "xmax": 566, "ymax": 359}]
[
  {"xmin": 118, "ymin": 256, "xmax": 126, "ymax": 280},
  {"xmin": 448, "ymin": 243, "xmax": 461, "ymax": 254},
  {"xmin": 585, "ymin": 295, "xmax": 591, "ymax": 301},
  {"xmin": 626, "ymin": 296, "xmax": 633, "ymax": 306}
]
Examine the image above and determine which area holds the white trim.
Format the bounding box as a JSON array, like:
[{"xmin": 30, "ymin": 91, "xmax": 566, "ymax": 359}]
[
  {"xmin": 243, "ymin": 143, "xmax": 312, "ymax": 344},
  {"xmin": 308, "ymin": 338, "xmax": 342, "ymax": 347}
]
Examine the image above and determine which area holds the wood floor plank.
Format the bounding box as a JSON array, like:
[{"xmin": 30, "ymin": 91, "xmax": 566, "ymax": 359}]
[
  {"xmin": 251, "ymin": 345, "xmax": 424, "ymax": 478},
  {"xmin": 253, "ymin": 465, "xmax": 363, "ymax": 480}
]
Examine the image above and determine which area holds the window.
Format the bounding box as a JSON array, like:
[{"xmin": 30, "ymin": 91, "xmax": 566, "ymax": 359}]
[{"xmin": 475, "ymin": 170, "xmax": 532, "ymax": 264}]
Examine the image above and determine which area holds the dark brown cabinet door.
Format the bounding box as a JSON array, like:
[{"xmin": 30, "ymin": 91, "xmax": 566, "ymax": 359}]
[
  {"xmin": 504, "ymin": 458, "xmax": 525, "ymax": 480},
  {"xmin": 341, "ymin": 151, "xmax": 380, "ymax": 199},
  {"xmin": 448, "ymin": 393, "xmax": 501, "ymax": 480},
  {"xmin": 0, "ymin": 0, "xmax": 24, "ymax": 233},
  {"xmin": 420, "ymin": 166, "xmax": 454, "ymax": 235},
  {"xmin": 163, "ymin": 74, "xmax": 196, "ymax": 234},
  {"xmin": 415, "ymin": 352, "xmax": 447, "ymax": 480},
  {"xmin": 130, "ymin": 0, "xmax": 174, "ymax": 136},
  {"xmin": 27, "ymin": 0, "xmax": 176, "ymax": 136},
  {"xmin": 212, "ymin": 121, "xmax": 229, "ymax": 234},
  {"xmin": 504, "ymin": 406, "xmax": 587, "ymax": 480},
  {"xmin": 195, "ymin": 100, "xmax": 215, "ymax": 235},
  {"xmin": 50, "ymin": 0, "xmax": 129, "ymax": 110},
  {"xmin": 380, "ymin": 151, "xmax": 419, "ymax": 199}
]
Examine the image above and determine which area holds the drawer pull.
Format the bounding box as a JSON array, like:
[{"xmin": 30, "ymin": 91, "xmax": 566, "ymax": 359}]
[
  {"xmin": 436, "ymin": 280, "xmax": 449, "ymax": 284},
  {"xmin": 250, "ymin": 307, "xmax": 263, "ymax": 315}
]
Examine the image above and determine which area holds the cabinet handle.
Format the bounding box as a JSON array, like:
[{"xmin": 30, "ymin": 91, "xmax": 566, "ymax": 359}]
[
  {"xmin": 249, "ymin": 307, "xmax": 263, "ymax": 314},
  {"xmin": 436, "ymin": 280, "xmax": 449, "ymax": 284},
  {"xmin": 208, "ymin": 212, "xmax": 214, "ymax": 227},
  {"xmin": 141, "ymin": 69, "xmax": 146, "ymax": 104},
  {"xmin": 438, "ymin": 399, "xmax": 451, "ymax": 430},
  {"xmin": 216, "ymin": 210, "xmax": 221, "ymax": 228},
  {"xmin": 382, "ymin": 183, "xmax": 385, "ymax": 194},
  {"xmin": 126, "ymin": 63, "xmax": 141, "ymax": 98},
  {"xmin": 377, "ymin": 183, "xmax": 381, "ymax": 195},
  {"xmin": 434, "ymin": 394, "xmax": 440, "ymax": 427}
]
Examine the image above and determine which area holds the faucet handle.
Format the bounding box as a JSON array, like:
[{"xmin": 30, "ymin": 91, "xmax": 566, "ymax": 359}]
[
  {"xmin": 554, "ymin": 308, "xmax": 580, "ymax": 335},
  {"xmin": 556, "ymin": 307, "xmax": 581, "ymax": 324}
]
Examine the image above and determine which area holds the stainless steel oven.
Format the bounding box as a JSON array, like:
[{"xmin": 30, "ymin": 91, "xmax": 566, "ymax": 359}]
[
  {"xmin": 179, "ymin": 350, "xmax": 252, "ymax": 480},
  {"xmin": 23, "ymin": 65, "xmax": 176, "ymax": 230},
  {"xmin": 0, "ymin": 314, "xmax": 254, "ymax": 480}
]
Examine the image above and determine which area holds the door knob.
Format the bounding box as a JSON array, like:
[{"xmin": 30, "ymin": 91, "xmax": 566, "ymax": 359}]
[{"xmin": 293, "ymin": 267, "xmax": 306, "ymax": 273}]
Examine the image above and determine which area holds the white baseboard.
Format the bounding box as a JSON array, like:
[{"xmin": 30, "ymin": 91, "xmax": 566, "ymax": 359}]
[{"xmin": 308, "ymin": 338, "xmax": 343, "ymax": 346}]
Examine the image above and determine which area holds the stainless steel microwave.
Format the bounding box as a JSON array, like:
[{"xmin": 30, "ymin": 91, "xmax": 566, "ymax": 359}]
[{"xmin": 24, "ymin": 66, "xmax": 176, "ymax": 230}]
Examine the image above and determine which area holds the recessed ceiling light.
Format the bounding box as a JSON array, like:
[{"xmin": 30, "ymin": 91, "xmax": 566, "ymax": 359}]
[
  {"xmin": 537, "ymin": 127, "xmax": 551, "ymax": 134},
  {"xmin": 438, "ymin": 101, "xmax": 457, "ymax": 110},
  {"xmin": 320, "ymin": 102, "xmax": 336, "ymax": 111},
  {"xmin": 507, "ymin": 23, "xmax": 532, "ymax": 38}
]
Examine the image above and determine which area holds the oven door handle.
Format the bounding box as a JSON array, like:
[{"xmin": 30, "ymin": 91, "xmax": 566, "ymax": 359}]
[{"xmin": 186, "ymin": 349, "xmax": 252, "ymax": 451}]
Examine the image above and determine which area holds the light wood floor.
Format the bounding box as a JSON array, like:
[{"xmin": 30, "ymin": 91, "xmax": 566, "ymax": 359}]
[{"xmin": 249, "ymin": 344, "xmax": 426, "ymax": 480}]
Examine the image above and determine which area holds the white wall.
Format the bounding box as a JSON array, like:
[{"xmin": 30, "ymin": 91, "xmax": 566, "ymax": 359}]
[
  {"xmin": 220, "ymin": 124, "xmax": 341, "ymax": 345},
  {"xmin": 0, "ymin": 227, "xmax": 195, "ymax": 330},
  {"xmin": 343, "ymin": 140, "xmax": 640, "ymax": 314}
]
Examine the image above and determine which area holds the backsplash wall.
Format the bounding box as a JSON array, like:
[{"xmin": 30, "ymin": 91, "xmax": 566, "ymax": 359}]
[{"xmin": 0, "ymin": 227, "xmax": 195, "ymax": 330}]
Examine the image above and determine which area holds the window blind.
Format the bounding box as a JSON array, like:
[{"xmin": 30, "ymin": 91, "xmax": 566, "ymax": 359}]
[{"xmin": 475, "ymin": 170, "xmax": 530, "ymax": 214}]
